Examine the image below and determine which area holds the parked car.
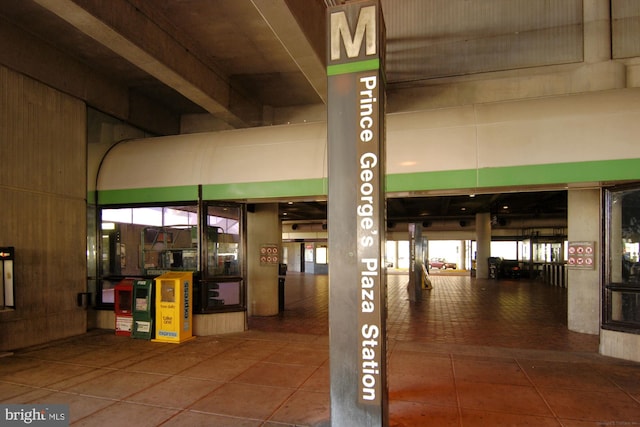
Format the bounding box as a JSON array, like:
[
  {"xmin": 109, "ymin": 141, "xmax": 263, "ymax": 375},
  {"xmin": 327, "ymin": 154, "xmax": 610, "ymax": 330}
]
[{"xmin": 428, "ymin": 258, "xmax": 457, "ymax": 270}]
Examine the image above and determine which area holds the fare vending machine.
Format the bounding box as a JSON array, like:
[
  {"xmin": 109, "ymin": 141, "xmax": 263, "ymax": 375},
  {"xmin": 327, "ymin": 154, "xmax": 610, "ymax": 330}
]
[
  {"xmin": 132, "ymin": 279, "xmax": 155, "ymax": 340},
  {"xmin": 153, "ymin": 271, "xmax": 194, "ymax": 343},
  {"xmin": 114, "ymin": 279, "xmax": 134, "ymax": 336}
]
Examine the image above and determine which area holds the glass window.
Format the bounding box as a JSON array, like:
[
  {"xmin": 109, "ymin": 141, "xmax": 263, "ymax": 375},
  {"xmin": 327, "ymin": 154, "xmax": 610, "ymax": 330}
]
[
  {"xmin": 605, "ymin": 185, "xmax": 640, "ymax": 331},
  {"xmin": 164, "ymin": 207, "xmax": 198, "ymax": 226},
  {"xmin": 197, "ymin": 280, "xmax": 242, "ymax": 310},
  {"xmin": 316, "ymin": 246, "xmax": 328, "ymax": 264},
  {"xmin": 141, "ymin": 225, "xmax": 198, "ymax": 275},
  {"xmin": 196, "ymin": 203, "xmax": 244, "ymax": 312},
  {"xmin": 98, "ymin": 205, "xmax": 198, "ymax": 305},
  {"xmin": 100, "ymin": 278, "xmax": 117, "ymax": 304},
  {"xmin": 520, "ymin": 240, "xmax": 530, "ymax": 262},
  {"xmin": 491, "ymin": 241, "xmax": 518, "ymax": 259},
  {"xmin": 205, "ymin": 204, "xmax": 241, "ymax": 278},
  {"xmin": 98, "ymin": 202, "xmax": 245, "ymax": 311},
  {"xmin": 305, "ymin": 245, "xmax": 314, "ymax": 263}
]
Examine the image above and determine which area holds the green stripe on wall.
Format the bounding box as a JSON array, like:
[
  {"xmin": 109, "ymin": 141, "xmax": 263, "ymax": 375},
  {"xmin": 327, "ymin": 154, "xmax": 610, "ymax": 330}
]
[
  {"xmin": 327, "ymin": 59, "xmax": 380, "ymax": 76},
  {"xmin": 387, "ymin": 158, "xmax": 640, "ymax": 192},
  {"xmin": 386, "ymin": 169, "xmax": 477, "ymax": 193},
  {"xmin": 96, "ymin": 159, "xmax": 640, "ymax": 205},
  {"xmin": 97, "ymin": 185, "xmax": 198, "ymax": 205},
  {"xmin": 96, "ymin": 179, "xmax": 327, "ymax": 205},
  {"xmin": 479, "ymin": 158, "xmax": 640, "ymax": 187},
  {"xmin": 202, "ymin": 178, "xmax": 327, "ymax": 200}
]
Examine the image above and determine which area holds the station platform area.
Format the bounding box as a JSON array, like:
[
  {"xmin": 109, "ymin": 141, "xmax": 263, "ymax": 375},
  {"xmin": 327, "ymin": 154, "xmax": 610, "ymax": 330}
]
[{"xmin": 2, "ymin": 272, "xmax": 640, "ymax": 426}]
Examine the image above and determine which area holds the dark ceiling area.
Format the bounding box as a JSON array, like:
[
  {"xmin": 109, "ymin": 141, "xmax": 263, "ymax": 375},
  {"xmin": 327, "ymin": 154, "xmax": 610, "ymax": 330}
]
[{"xmin": 279, "ymin": 190, "xmax": 568, "ymax": 224}]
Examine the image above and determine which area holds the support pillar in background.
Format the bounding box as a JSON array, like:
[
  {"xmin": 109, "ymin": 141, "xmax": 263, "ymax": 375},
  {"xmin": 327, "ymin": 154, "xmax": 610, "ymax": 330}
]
[
  {"xmin": 327, "ymin": 1, "xmax": 387, "ymax": 425},
  {"xmin": 408, "ymin": 223, "xmax": 424, "ymax": 302},
  {"xmin": 475, "ymin": 212, "xmax": 491, "ymax": 279},
  {"xmin": 460, "ymin": 240, "xmax": 467, "ymax": 271}
]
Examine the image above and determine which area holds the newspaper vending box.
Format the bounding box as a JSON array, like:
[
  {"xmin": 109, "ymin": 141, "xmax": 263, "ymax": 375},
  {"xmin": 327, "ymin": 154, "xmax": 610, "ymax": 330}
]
[{"xmin": 153, "ymin": 271, "xmax": 194, "ymax": 343}]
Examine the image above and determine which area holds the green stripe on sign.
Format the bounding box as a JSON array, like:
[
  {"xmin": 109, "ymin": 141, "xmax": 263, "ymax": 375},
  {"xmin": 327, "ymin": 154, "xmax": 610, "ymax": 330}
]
[{"xmin": 327, "ymin": 59, "xmax": 380, "ymax": 76}]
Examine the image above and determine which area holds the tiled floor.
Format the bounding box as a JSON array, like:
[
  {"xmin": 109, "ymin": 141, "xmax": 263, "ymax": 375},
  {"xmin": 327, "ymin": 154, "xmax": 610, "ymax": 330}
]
[{"xmin": 2, "ymin": 271, "xmax": 640, "ymax": 426}]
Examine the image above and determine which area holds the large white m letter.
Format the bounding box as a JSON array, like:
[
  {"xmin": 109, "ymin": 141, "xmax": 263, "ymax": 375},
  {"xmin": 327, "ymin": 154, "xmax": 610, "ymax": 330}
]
[{"xmin": 330, "ymin": 5, "xmax": 376, "ymax": 61}]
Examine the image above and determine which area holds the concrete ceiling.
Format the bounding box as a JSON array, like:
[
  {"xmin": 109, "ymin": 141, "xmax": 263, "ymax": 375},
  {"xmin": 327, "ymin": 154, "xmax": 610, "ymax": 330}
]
[
  {"xmin": 0, "ymin": 0, "xmax": 583, "ymax": 129},
  {"xmin": 1, "ymin": 0, "xmax": 329, "ymax": 128},
  {"xmin": 0, "ymin": 0, "xmax": 579, "ymax": 225}
]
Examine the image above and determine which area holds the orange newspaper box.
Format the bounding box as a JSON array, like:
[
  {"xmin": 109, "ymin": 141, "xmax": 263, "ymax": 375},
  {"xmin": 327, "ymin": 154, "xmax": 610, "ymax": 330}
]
[{"xmin": 153, "ymin": 271, "xmax": 194, "ymax": 343}]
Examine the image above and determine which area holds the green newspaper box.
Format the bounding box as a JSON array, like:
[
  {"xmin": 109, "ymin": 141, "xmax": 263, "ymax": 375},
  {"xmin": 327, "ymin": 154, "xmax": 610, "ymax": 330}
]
[{"xmin": 131, "ymin": 279, "xmax": 155, "ymax": 340}]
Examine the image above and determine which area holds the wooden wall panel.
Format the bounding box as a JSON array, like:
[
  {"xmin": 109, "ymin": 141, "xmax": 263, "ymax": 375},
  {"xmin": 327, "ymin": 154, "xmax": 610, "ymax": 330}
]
[{"xmin": 0, "ymin": 65, "xmax": 87, "ymax": 351}]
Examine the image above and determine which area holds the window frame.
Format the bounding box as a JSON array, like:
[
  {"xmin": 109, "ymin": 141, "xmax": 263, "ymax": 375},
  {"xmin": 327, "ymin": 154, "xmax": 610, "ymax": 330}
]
[
  {"xmin": 96, "ymin": 201, "xmax": 246, "ymax": 313},
  {"xmin": 603, "ymin": 183, "xmax": 640, "ymax": 334}
]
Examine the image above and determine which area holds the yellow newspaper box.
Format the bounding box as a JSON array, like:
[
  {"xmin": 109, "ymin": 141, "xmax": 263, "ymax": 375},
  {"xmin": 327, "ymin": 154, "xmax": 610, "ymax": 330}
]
[{"xmin": 153, "ymin": 271, "xmax": 194, "ymax": 343}]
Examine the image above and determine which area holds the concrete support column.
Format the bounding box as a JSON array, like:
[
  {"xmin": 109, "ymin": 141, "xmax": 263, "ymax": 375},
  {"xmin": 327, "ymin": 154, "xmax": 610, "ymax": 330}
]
[
  {"xmin": 247, "ymin": 203, "xmax": 281, "ymax": 316},
  {"xmin": 583, "ymin": 0, "xmax": 611, "ymax": 63},
  {"xmin": 475, "ymin": 212, "xmax": 491, "ymax": 279},
  {"xmin": 408, "ymin": 223, "xmax": 424, "ymax": 302},
  {"xmin": 567, "ymin": 189, "xmax": 600, "ymax": 335}
]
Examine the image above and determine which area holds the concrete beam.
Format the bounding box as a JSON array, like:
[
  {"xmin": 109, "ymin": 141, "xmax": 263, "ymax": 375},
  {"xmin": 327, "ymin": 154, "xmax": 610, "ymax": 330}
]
[
  {"xmin": 251, "ymin": 0, "xmax": 327, "ymax": 103},
  {"xmin": 0, "ymin": 16, "xmax": 179, "ymax": 135},
  {"xmin": 34, "ymin": 0, "xmax": 260, "ymax": 128}
]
